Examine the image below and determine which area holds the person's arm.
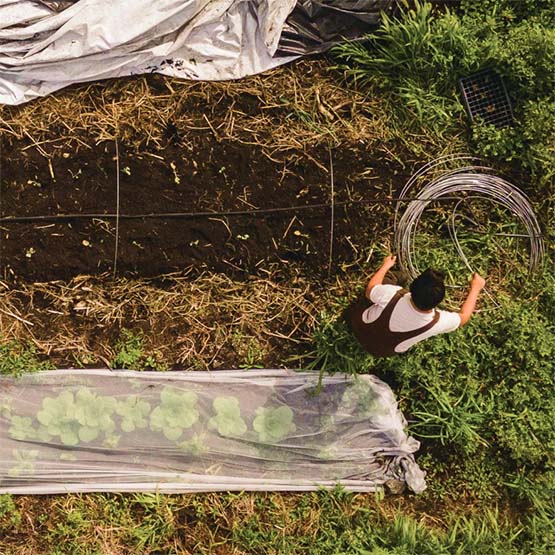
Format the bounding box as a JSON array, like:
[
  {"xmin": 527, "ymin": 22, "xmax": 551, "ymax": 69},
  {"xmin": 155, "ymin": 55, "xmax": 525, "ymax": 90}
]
[
  {"xmin": 365, "ymin": 255, "xmax": 396, "ymax": 299},
  {"xmin": 458, "ymin": 273, "xmax": 486, "ymax": 326}
]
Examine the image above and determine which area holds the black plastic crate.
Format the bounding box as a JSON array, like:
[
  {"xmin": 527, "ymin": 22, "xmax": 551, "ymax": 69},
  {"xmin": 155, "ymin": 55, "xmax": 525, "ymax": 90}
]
[{"xmin": 459, "ymin": 70, "xmax": 513, "ymax": 127}]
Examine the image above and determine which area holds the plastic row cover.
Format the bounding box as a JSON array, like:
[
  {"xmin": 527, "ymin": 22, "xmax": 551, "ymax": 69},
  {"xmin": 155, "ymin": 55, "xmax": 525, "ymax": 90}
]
[
  {"xmin": 0, "ymin": 0, "xmax": 298, "ymax": 104},
  {"xmin": 0, "ymin": 369, "xmax": 426, "ymax": 494},
  {"xmin": 0, "ymin": 0, "xmax": 392, "ymax": 105}
]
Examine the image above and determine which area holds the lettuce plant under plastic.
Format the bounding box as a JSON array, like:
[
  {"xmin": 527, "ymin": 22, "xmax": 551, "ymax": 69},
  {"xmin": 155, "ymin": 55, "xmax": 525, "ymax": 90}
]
[{"xmin": 0, "ymin": 369, "xmax": 426, "ymax": 494}]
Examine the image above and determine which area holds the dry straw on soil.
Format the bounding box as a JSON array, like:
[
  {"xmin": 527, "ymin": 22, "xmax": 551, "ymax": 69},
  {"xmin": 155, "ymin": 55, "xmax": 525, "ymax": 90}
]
[
  {"xmin": 0, "ymin": 60, "xmax": 389, "ymax": 159},
  {"xmin": 0, "ymin": 272, "xmax": 345, "ymax": 369}
]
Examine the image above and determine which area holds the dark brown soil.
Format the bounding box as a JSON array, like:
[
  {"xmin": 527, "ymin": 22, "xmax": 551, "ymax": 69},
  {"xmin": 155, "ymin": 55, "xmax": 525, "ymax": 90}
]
[{"xmin": 1, "ymin": 132, "xmax": 406, "ymax": 283}]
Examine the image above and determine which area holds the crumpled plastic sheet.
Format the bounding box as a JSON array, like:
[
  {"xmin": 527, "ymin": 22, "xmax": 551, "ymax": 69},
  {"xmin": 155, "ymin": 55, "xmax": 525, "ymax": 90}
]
[
  {"xmin": 0, "ymin": 0, "xmax": 298, "ymax": 105},
  {"xmin": 0, "ymin": 0, "xmax": 390, "ymax": 105},
  {"xmin": 277, "ymin": 0, "xmax": 394, "ymax": 55},
  {"xmin": 0, "ymin": 369, "xmax": 427, "ymax": 494}
]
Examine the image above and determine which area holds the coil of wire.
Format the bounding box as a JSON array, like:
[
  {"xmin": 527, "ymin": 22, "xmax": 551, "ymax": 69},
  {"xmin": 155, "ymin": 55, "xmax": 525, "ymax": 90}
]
[{"xmin": 394, "ymin": 154, "xmax": 545, "ymax": 281}]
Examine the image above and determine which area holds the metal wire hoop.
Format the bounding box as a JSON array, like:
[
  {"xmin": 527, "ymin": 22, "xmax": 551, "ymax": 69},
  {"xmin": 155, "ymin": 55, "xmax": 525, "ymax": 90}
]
[{"xmin": 394, "ymin": 155, "xmax": 545, "ymax": 286}]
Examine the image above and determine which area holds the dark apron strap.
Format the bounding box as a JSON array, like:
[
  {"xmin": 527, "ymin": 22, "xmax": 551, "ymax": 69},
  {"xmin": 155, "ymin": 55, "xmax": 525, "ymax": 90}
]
[{"xmin": 349, "ymin": 289, "xmax": 440, "ymax": 357}]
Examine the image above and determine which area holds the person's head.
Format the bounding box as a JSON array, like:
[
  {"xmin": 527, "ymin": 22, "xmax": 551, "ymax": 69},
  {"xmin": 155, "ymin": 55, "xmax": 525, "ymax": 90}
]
[{"xmin": 410, "ymin": 268, "xmax": 445, "ymax": 310}]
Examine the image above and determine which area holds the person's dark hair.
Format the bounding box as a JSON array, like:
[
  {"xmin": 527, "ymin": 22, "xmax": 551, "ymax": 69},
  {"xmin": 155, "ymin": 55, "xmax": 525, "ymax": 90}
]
[{"xmin": 410, "ymin": 268, "xmax": 445, "ymax": 310}]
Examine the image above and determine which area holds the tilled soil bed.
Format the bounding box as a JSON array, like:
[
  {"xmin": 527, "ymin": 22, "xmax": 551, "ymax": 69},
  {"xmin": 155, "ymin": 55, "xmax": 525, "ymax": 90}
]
[
  {"xmin": 1, "ymin": 135, "xmax": 403, "ymax": 283},
  {"xmin": 0, "ymin": 61, "xmax": 411, "ymax": 284}
]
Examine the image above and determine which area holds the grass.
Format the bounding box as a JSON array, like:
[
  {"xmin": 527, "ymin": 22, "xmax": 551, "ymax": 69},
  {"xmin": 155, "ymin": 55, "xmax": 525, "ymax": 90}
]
[
  {"xmin": 332, "ymin": 0, "xmax": 473, "ymax": 153},
  {"xmin": 409, "ymin": 385, "xmax": 490, "ymax": 452},
  {"xmin": 334, "ymin": 0, "xmax": 555, "ymax": 181},
  {"xmin": 0, "ymin": 489, "xmax": 539, "ymax": 554}
]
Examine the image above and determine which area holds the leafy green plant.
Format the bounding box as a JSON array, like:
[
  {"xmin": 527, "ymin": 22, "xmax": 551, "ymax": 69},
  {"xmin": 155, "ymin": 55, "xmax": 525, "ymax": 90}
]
[
  {"xmin": 418, "ymin": 450, "xmax": 506, "ymax": 505},
  {"xmin": 0, "ymin": 340, "xmax": 53, "ymax": 377},
  {"xmin": 35, "ymin": 389, "xmax": 117, "ymax": 445},
  {"xmin": 208, "ymin": 396, "xmax": 247, "ymax": 437},
  {"xmin": 149, "ymin": 387, "xmax": 199, "ymax": 441},
  {"xmin": 253, "ymin": 406, "xmax": 296, "ymax": 443},
  {"xmin": 116, "ymin": 396, "xmax": 151, "ymax": 433},
  {"xmin": 339, "ymin": 376, "xmax": 384, "ymax": 417},
  {"xmin": 471, "ymin": 122, "xmax": 524, "ymax": 163},
  {"xmin": 468, "ymin": 13, "xmax": 555, "ymax": 182},
  {"xmin": 334, "ymin": 0, "xmax": 555, "ymax": 182},
  {"xmin": 7, "ymin": 449, "xmax": 39, "ymax": 478},
  {"xmin": 231, "ymin": 329, "xmax": 266, "ymax": 369},
  {"xmin": 177, "ymin": 433, "xmax": 208, "ymax": 455},
  {"xmin": 379, "ymin": 293, "xmax": 555, "ymax": 465},
  {"xmin": 0, "ymin": 494, "xmax": 21, "ymax": 530},
  {"xmin": 8, "ymin": 415, "xmax": 35, "ymax": 441},
  {"xmin": 113, "ymin": 329, "xmax": 166, "ymax": 371},
  {"xmin": 301, "ymin": 251, "xmax": 555, "ymax": 474},
  {"xmin": 520, "ymin": 99, "xmax": 555, "ymax": 182},
  {"xmin": 460, "ymin": 0, "xmax": 555, "ymax": 23}
]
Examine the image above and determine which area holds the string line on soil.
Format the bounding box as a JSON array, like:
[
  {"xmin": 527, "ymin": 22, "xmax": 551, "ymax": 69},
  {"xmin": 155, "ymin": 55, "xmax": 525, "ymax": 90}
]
[
  {"xmin": 327, "ymin": 147, "xmax": 335, "ymax": 277},
  {"xmin": 0, "ymin": 150, "xmax": 2, "ymax": 271},
  {"xmin": 2, "ymin": 196, "xmax": 525, "ymax": 224},
  {"xmin": 113, "ymin": 139, "xmax": 120, "ymax": 278}
]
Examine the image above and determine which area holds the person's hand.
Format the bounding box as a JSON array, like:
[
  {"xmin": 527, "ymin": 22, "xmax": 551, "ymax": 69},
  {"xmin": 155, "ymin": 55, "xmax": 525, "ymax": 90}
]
[
  {"xmin": 381, "ymin": 255, "xmax": 397, "ymax": 271},
  {"xmin": 470, "ymin": 272, "xmax": 486, "ymax": 291}
]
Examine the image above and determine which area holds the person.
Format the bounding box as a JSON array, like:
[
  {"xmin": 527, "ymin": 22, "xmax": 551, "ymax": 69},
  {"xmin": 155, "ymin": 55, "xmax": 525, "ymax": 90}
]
[{"xmin": 347, "ymin": 255, "xmax": 486, "ymax": 357}]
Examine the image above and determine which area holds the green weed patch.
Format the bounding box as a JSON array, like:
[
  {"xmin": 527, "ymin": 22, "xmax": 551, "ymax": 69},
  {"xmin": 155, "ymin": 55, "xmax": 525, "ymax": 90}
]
[
  {"xmin": 0, "ymin": 341, "xmax": 53, "ymax": 377},
  {"xmin": 334, "ymin": 0, "xmax": 555, "ymax": 183}
]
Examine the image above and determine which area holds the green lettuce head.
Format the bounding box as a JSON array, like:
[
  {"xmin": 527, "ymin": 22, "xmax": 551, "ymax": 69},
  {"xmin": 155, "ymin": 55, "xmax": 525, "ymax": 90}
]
[
  {"xmin": 339, "ymin": 377, "xmax": 384, "ymax": 417},
  {"xmin": 150, "ymin": 387, "xmax": 199, "ymax": 441},
  {"xmin": 74, "ymin": 389, "xmax": 117, "ymax": 440},
  {"xmin": 253, "ymin": 405, "xmax": 296, "ymax": 443},
  {"xmin": 36, "ymin": 389, "xmax": 116, "ymax": 446},
  {"xmin": 8, "ymin": 449, "xmax": 39, "ymax": 478},
  {"xmin": 116, "ymin": 396, "xmax": 151, "ymax": 432},
  {"xmin": 8, "ymin": 415, "xmax": 35, "ymax": 441},
  {"xmin": 208, "ymin": 396, "xmax": 247, "ymax": 437}
]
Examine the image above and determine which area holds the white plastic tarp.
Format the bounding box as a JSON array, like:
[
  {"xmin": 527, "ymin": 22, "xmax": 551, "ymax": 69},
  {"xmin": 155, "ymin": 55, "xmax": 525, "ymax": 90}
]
[
  {"xmin": 0, "ymin": 0, "xmax": 298, "ymax": 105},
  {"xmin": 0, "ymin": 369, "xmax": 426, "ymax": 494}
]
